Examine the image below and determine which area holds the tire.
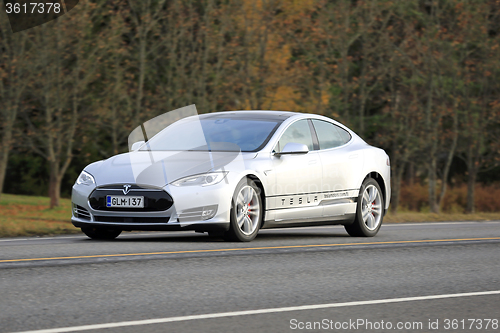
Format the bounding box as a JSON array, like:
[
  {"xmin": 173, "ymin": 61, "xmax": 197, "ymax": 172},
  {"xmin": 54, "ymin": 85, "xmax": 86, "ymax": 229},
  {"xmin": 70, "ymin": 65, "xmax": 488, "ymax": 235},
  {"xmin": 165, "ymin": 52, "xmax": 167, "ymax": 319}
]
[
  {"xmin": 81, "ymin": 227, "xmax": 122, "ymax": 240},
  {"xmin": 345, "ymin": 178, "xmax": 384, "ymax": 237},
  {"xmin": 224, "ymin": 178, "xmax": 262, "ymax": 242}
]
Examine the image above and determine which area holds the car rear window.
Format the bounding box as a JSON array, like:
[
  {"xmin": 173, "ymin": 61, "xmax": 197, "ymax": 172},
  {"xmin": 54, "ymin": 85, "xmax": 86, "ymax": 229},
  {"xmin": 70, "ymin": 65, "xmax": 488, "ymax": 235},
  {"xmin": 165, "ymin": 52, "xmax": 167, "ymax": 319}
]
[{"xmin": 312, "ymin": 119, "xmax": 351, "ymax": 149}]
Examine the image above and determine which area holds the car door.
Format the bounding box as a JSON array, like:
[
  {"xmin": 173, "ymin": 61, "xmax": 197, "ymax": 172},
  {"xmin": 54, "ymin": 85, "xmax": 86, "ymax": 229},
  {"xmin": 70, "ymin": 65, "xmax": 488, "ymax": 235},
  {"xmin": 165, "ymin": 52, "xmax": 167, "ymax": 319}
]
[
  {"xmin": 270, "ymin": 119, "xmax": 323, "ymax": 221},
  {"xmin": 311, "ymin": 119, "xmax": 361, "ymax": 217}
]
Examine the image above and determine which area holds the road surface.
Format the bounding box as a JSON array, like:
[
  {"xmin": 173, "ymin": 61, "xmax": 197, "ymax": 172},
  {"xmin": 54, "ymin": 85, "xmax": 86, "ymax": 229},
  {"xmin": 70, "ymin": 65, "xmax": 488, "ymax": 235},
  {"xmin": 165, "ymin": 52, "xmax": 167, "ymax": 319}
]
[{"xmin": 1, "ymin": 221, "xmax": 499, "ymax": 332}]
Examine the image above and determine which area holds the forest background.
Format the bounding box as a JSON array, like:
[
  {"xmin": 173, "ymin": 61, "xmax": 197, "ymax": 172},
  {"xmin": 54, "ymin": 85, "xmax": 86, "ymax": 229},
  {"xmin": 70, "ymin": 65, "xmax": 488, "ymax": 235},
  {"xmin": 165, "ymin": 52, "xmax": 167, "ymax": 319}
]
[{"xmin": 1, "ymin": 0, "xmax": 499, "ymax": 215}]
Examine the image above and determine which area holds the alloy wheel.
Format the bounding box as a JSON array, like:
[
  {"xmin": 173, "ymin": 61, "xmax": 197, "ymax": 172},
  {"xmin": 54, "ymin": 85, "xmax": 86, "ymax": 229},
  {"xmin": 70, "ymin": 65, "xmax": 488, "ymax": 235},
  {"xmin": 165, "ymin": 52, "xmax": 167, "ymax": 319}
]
[
  {"xmin": 235, "ymin": 185, "xmax": 260, "ymax": 236},
  {"xmin": 361, "ymin": 184, "xmax": 382, "ymax": 231}
]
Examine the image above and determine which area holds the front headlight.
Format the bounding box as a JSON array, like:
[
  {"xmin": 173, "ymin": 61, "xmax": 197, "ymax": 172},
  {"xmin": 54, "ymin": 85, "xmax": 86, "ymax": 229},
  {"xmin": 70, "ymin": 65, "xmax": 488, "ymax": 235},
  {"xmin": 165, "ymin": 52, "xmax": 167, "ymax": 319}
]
[
  {"xmin": 171, "ymin": 172, "xmax": 228, "ymax": 187},
  {"xmin": 76, "ymin": 170, "xmax": 95, "ymax": 186}
]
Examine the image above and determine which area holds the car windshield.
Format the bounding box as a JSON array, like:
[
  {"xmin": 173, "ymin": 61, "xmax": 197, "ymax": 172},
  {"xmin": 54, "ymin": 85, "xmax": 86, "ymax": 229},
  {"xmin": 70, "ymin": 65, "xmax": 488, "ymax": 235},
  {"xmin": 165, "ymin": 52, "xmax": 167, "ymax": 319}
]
[{"xmin": 141, "ymin": 116, "xmax": 281, "ymax": 152}]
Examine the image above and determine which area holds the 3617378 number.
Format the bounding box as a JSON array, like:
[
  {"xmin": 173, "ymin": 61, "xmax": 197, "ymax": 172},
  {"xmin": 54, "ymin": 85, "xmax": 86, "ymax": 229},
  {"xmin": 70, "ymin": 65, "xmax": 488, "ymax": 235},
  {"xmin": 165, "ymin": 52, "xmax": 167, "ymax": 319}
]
[
  {"xmin": 5, "ymin": 2, "xmax": 61, "ymax": 14},
  {"xmin": 443, "ymin": 319, "xmax": 499, "ymax": 330}
]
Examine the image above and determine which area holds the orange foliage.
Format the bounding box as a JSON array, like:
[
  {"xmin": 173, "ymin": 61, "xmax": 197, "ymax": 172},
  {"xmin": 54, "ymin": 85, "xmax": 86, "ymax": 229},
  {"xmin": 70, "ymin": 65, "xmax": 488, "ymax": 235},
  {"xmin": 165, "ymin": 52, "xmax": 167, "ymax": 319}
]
[
  {"xmin": 400, "ymin": 183, "xmax": 429, "ymax": 212},
  {"xmin": 399, "ymin": 183, "xmax": 500, "ymax": 213}
]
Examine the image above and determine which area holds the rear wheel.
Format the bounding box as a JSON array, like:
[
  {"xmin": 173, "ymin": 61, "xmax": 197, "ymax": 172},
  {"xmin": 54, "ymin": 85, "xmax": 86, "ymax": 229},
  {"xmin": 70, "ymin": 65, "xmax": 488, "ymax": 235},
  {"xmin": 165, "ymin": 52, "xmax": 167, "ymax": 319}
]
[
  {"xmin": 81, "ymin": 227, "xmax": 122, "ymax": 240},
  {"xmin": 224, "ymin": 178, "xmax": 262, "ymax": 242},
  {"xmin": 345, "ymin": 178, "xmax": 384, "ymax": 237}
]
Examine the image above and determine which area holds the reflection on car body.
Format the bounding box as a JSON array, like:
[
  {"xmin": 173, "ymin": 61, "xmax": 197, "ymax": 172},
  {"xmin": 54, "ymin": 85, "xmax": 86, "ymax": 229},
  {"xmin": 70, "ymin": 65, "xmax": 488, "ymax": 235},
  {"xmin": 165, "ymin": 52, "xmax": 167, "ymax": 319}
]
[{"xmin": 72, "ymin": 106, "xmax": 390, "ymax": 242}]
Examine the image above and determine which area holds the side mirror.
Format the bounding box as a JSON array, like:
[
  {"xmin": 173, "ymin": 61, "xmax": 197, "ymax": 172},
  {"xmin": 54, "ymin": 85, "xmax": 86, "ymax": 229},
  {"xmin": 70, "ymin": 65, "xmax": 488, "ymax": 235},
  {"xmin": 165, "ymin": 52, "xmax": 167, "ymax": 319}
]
[
  {"xmin": 131, "ymin": 141, "xmax": 145, "ymax": 151},
  {"xmin": 275, "ymin": 142, "xmax": 309, "ymax": 156}
]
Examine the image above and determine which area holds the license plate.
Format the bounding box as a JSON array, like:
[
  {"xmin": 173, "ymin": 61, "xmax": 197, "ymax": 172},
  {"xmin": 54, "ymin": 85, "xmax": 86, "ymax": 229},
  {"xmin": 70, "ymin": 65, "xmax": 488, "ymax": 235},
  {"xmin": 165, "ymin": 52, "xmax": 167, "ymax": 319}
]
[{"xmin": 106, "ymin": 195, "xmax": 144, "ymax": 208}]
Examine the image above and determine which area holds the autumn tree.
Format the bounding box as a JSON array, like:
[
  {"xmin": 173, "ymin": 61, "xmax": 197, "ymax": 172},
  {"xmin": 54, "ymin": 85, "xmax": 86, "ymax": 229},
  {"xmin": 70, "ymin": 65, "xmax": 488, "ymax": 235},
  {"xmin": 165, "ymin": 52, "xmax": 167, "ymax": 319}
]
[
  {"xmin": 0, "ymin": 21, "xmax": 32, "ymax": 198},
  {"xmin": 456, "ymin": 0, "xmax": 500, "ymax": 213},
  {"xmin": 0, "ymin": 0, "xmax": 499, "ymax": 214},
  {"xmin": 23, "ymin": 3, "xmax": 103, "ymax": 207}
]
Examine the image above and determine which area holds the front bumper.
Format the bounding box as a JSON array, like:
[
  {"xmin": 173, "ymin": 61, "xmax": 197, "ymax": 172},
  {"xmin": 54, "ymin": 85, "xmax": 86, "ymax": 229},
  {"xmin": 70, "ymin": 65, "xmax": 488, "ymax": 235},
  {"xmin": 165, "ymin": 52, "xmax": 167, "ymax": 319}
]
[
  {"xmin": 71, "ymin": 219, "xmax": 230, "ymax": 232},
  {"xmin": 71, "ymin": 182, "xmax": 233, "ymax": 232}
]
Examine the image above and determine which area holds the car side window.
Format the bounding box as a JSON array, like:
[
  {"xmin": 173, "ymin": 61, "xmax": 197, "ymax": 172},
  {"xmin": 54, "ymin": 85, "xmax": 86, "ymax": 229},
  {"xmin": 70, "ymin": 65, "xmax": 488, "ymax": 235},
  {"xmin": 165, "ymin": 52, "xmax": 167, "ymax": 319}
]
[
  {"xmin": 312, "ymin": 119, "xmax": 350, "ymax": 150},
  {"xmin": 335, "ymin": 125, "xmax": 351, "ymax": 144},
  {"xmin": 275, "ymin": 119, "xmax": 314, "ymax": 153}
]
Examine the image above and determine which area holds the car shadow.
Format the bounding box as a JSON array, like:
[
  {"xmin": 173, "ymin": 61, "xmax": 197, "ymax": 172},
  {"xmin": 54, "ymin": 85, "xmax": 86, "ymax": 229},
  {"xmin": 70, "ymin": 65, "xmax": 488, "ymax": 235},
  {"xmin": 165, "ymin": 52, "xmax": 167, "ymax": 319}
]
[
  {"xmin": 255, "ymin": 231, "xmax": 351, "ymax": 240},
  {"xmin": 82, "ymin": 234, "xmax": 217, "ymax": 243},
  {"xmin": 79, "ymin": 229, "xmax": 351, "ymax": 243}
]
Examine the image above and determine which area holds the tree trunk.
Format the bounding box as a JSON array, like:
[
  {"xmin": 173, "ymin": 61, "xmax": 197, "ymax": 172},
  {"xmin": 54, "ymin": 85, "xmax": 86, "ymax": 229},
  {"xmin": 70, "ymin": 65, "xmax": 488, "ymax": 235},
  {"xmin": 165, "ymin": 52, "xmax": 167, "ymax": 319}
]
[
  {"xmin": 0, "ymin": 132, "xmax": 12, "ymax": 197},
  {"xmin": 391, "ymin": 160, "xmax": 405, "ymax": 213},
  {"xmin": 358, "ymin": 81, "xmax": 366, "ymax": 137},
  {"xmin": 425, "ymin": 65, "xmax": 439, "ymax": 213},
  {"xmin": 438, "ymin": 106, "xmax": 459, "ymax": 210},
  {"xmin": 0, "ymin": 106, "xmax": 16, "ymax": 197},
  {"xmin": 341, "ymin": 47, "xmax": 350, "ymax": 121},
  {"xmin": 48, "ymin": 164, "xmax": 61, "ymax": 208},
  {"xmin": 465, "ymin": 143, "xmax": 478, "ymax": 214},
  {"xmin": 428, "ymin": 158, "xmax": 439, "ymax": 213},
  {"xmin": 466, "ymin": 169, "xmax": 476, "ymax": 214},
  {"xmin": 407, "ymin": 162, "xmax": 415, "ymax": 187},
  {"xmin": 136, "ymin": 36, "xmax": 146, "ymax": 121}
]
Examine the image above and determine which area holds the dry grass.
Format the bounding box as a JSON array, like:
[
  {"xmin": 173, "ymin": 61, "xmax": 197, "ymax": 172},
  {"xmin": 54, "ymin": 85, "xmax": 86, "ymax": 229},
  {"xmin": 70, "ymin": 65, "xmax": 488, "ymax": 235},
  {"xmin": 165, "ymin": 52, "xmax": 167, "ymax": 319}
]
[
  {"xmin": 385, "ymin": 211, "xmax": 500, "ymax": 223},
  {"xmin": 0, "ymin": 193, "xmax": 498, "ymax": 238},
  {"xmin": 399, "ymin": 183, "xmax": 500, "ymax": 213},
  {"xmin": 0, "ymin": 194, "xmax": 80, "ymax": 237}
]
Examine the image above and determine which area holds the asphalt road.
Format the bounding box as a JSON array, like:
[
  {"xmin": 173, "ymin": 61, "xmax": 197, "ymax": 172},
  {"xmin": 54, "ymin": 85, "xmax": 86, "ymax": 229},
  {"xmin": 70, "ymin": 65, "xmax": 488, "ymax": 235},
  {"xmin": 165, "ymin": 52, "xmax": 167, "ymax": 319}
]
[{"xmin": 1, "ymin": 221, "xmax": 500, "ymax": 333}]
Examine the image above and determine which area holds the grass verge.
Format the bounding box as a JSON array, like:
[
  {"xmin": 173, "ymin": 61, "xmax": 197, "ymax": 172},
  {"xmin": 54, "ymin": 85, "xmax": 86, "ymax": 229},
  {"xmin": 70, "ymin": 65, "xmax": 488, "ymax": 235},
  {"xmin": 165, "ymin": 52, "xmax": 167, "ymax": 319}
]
[
  {"xmin": 0, "ymin": 194, "xmax": 499, "ymax": 237},
  {"xmin": 0, "ymin": 193, "xmax": 80, "ymax": 237},
  {"xmin": 384, "ymin": 211, "xmax": 500, "ymax": 223}
]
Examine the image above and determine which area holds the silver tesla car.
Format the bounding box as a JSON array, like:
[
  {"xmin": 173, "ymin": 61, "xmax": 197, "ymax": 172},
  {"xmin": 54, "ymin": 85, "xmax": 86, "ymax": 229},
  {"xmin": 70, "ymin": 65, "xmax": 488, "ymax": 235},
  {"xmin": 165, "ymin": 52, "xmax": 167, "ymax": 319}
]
[{"xmin": 72, "ymin": 106, "xmax": 390, "ymax": 241}]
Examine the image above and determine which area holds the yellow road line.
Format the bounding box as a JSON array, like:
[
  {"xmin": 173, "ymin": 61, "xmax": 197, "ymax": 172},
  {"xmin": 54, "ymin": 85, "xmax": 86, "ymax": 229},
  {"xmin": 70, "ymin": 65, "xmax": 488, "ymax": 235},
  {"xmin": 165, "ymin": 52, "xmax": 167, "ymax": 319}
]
[{"xmin": 1, "ymin": 237, "xmax": 500, "ymax": 264}]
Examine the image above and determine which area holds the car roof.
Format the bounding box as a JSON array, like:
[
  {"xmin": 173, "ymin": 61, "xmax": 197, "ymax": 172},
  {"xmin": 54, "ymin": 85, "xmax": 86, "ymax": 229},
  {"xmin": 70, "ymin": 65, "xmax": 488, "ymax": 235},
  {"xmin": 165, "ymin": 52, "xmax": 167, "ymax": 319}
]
[
  {"xmin": 199, "ymin": 110, "xmax": 299, "ymax": 121},
  {"xmin": 197, "ymin": 111, "xmax": 351, "ymax": 133}
]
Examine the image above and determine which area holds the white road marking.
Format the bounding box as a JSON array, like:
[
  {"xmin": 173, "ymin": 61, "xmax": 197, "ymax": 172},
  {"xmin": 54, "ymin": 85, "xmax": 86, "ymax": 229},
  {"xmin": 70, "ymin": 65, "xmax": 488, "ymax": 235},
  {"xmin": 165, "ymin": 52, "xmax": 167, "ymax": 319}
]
[{"xmin": 11, "ymin": 290, "xmax": 500, "ymax": 333}]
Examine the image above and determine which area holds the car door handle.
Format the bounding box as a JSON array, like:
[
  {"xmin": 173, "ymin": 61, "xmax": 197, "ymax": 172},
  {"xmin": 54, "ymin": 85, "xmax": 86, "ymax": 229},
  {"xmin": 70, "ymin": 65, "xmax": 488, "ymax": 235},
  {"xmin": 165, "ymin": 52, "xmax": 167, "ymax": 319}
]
[
  {"xmin": 349, "ymin": 154, "xmax": 358, "ymax": 159},
  {"xmin": 308, "ymin": 160, "xmax": 317, "ymax": 165}
]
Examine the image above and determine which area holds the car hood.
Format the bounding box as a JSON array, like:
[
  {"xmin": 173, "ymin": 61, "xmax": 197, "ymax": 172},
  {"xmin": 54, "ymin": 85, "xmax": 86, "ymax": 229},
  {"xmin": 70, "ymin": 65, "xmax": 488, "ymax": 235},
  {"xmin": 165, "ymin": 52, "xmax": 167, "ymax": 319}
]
[{"xmin": 86, "ymin": 150, "xmax": 255, "ymax": 187}]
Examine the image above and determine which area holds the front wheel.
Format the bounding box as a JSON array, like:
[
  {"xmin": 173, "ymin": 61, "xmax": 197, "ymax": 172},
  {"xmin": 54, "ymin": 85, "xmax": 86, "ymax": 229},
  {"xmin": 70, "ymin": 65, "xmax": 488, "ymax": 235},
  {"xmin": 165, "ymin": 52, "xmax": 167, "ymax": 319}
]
[
  {"xmin": 224, "ymin": 178, "xmax": 262, "ymax": 242},
  {"xmin": 81, "ymin": 227, "xmax": 122, "ymax": 240},
  {"xmin": 345, "ymin": 178, "xmax": 384, "ymax": 237}
]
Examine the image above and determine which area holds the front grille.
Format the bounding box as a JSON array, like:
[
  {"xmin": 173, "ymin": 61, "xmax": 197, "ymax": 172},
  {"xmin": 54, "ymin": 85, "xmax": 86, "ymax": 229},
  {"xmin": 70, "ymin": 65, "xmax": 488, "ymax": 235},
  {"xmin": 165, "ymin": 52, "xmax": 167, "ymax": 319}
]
[
  {"xmin": 93, "ymin": 216, "xmax": 169, "ymax": 223},
  {"xmin": 89, "ymin": 184, "xmax": 173, "ymax": 212},
  {"xmin": 74, "ymin": 204, "xmax": 91, "ymax": 220}
]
